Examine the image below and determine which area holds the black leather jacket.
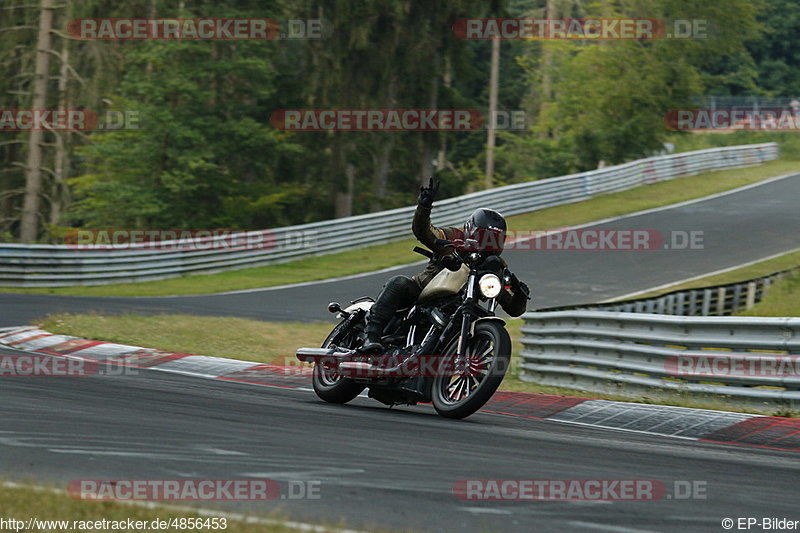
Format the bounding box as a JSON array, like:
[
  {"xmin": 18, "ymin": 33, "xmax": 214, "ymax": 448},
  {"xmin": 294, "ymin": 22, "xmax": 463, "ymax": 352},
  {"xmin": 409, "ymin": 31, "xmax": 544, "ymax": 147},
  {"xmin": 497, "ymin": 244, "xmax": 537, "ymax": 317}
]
[{"xmin": 411, "ymin": 205, "xmax": 528, "ymax": 317}]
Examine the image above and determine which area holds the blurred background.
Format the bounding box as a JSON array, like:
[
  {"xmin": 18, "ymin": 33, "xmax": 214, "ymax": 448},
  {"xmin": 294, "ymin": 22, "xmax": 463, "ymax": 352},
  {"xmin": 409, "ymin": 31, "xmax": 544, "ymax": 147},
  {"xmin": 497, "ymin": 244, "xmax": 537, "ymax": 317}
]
[{"xmin": 1, "ymin": 0, "xmax": 797, "ymax": 243}]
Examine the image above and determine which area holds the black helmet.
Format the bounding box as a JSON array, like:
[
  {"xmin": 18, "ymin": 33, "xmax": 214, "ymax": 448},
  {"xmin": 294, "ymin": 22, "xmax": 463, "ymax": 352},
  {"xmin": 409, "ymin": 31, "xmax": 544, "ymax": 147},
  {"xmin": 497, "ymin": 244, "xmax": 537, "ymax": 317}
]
[{"xmin": 463, "ymin": 208, "xmax": 507, "ymax": 254}]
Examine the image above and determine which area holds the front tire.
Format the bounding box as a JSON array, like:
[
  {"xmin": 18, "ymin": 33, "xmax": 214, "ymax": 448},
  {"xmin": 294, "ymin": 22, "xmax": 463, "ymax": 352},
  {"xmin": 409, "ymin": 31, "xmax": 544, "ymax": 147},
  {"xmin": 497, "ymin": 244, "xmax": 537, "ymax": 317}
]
[
  {"xmin": 312, "ymin": 321, "xmax": 365, "ymax": 404},
  {"xmin": 432, "ymin": 321, "xmax": 511, "ymax": 419}
]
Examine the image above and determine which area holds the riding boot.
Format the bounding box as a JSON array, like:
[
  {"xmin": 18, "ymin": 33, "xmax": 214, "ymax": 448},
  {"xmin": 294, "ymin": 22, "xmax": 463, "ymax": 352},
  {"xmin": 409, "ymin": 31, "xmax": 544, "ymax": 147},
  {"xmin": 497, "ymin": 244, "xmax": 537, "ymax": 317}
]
[
  {"xmin": 360, "ymin": 276, "xmax": 420, "ymax": 353},
  {"xmin": 360, "ymin": 294, "xmax": 392, "ymax": 353},
  {"xmin": 360, "ymin": 323, "xmax": 385, "ymax": 354}
]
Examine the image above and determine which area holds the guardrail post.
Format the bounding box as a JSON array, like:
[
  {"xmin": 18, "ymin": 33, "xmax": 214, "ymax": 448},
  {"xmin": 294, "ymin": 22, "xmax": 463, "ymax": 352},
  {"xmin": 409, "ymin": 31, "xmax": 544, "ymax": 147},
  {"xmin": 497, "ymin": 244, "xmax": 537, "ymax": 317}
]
[
  {"xmin": 688, "ymin": 290, "xmax": 698, "ymax": 316},
  {"xmin": 676, "ymin": 292, "xmax": 685, "ymax": 315},
  {"xmin": 716, "ymin": 287, "xmax": 727, "ymax": 316},
  {"xmin": 745, "ymin": 281, "xmax": 757, "ymax": 310},
  {"xmin": 543, "ymin": 266, "xmax": 794, "ymax": 318},
  {"xmin": 701, "ymin": 289, "xmax": 712, "ymax": 316},
  {"xmin": 732, "ymin": 284, "xmax": 743, "ymax": 313}
]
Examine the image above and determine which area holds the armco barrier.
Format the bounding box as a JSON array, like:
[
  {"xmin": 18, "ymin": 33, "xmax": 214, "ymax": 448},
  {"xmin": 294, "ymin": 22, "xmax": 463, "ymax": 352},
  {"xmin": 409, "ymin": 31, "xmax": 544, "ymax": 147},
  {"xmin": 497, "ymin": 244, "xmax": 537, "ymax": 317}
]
[
  {"xmin": 540, "ymin": 267, "xmax": 797, "ymax": 317},
  {"xmin": 0, "ymin": 143, "xmax": 777, "ymax": 287},
  {"xmin": 520, "ymin": 310, "xmax": 800, "ymax": 406}
]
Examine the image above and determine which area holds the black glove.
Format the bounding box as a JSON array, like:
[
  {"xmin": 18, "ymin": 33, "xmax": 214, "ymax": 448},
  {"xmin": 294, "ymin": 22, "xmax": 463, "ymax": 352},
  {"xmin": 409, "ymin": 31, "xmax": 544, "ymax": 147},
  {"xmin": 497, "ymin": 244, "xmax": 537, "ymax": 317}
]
[
  {"xmin": 516, "ymin": 280, "xmax": 531, "ymax": 300},
  {"xmin": 508, "ymin": 272, "xmax": 531, "ymax": 300},
  {"xmin": 440, "ymin": 254, "xmax": 462, "ymax": 272},
  {"xmin": 418, "ymin": 177, "xmax": 439, "ymax": 209}
]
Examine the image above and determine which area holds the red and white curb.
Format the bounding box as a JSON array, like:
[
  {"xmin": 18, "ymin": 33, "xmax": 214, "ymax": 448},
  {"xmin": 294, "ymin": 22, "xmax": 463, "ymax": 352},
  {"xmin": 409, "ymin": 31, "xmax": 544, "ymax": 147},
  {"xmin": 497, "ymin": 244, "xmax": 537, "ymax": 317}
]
[
  {"xmin": 0, "ymin": 325, "xmax": 312, "ymax": 387},
  {"xmin": 2, "ymin": 326, "xmax": 799, "ymax": 452}
]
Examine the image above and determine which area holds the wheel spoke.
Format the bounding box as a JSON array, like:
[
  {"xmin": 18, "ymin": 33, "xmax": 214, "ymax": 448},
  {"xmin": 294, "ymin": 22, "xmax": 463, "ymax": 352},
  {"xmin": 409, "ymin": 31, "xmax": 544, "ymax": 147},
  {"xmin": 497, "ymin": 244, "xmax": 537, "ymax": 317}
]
[
  {"xmin": 455, "ymin": 377, "xmax": 468, "ymax": 401},
  {"xmin": 470, "ymin": 354, "xmax": 492, "ymax": 368},
  {"xmin": 437, "ymin": 330, "xmax": 504, "ymax": 405},
  {"xmin": 470, "ymin": 340, "xmax": 489, "ymax": 357},
  {"xmin": 467, "ymin": 341, "xmax": 494, "ymax": 377},
  {"xmin": 447, "ymin": 377, "xmax": 463, "ymax": 399},
  {"xmin": 447, "ymin": 373, "xmax": 461, "ymax": 388},
  {"xmin": 469, "ymin": 365, "xmax": 489, "ymax": 376}
]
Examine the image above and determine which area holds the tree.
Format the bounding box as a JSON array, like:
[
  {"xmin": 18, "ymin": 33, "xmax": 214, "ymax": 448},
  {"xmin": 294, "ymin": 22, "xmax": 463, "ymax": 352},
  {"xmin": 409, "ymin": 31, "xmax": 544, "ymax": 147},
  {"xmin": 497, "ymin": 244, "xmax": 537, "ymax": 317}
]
[
  {"xmin": 484, "ymin": 36, "xmax": 500, "ymax": 187},
  {"xmin": 500, "ymin": 0, "xmax": 760, "ymax": 176},
  {"xmin": 19, "ymin": 0, "xmax": 54, "ymax": 242},
  {"xmin": 746, "ymin": 0, "xmax": 800, "ymax": 96}
]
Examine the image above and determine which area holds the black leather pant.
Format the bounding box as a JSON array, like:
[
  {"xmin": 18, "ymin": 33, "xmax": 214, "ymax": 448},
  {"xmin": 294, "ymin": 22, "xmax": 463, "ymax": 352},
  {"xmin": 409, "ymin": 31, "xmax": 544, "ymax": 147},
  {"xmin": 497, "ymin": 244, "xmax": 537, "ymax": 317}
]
[{"xmin": 366, "ymin": 275, "xmax": 422, "ymax": 339}]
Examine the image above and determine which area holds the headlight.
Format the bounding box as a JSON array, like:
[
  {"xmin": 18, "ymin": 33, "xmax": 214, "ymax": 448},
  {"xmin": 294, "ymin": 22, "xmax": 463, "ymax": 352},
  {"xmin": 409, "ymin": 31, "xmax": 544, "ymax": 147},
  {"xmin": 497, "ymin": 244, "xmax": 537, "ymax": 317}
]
[{"xmin": 478, "ymin": 273, "xmax": 502, "ymax": 298}]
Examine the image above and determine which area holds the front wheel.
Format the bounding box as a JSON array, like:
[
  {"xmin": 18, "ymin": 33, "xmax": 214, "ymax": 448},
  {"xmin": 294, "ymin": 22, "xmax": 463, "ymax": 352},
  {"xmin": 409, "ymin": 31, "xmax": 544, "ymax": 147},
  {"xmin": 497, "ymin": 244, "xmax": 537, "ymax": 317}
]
[
  {"xmin": 432, "ymin": 321, "xmax": 511, "ymax": 419},
  {"xmin": 312, "ymin": 321, "xmax": 365, "ymax": 404}
]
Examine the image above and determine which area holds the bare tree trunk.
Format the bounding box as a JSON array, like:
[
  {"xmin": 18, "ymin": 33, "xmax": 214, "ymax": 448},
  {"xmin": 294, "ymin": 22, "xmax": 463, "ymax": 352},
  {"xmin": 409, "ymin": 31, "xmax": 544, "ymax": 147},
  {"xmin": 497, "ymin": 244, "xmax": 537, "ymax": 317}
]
[
  {"xmin": 484, "ymin": 36, "xmax": 500, "ymax": 188},
  {"xmin": 420, "ymin": 51, "xmax": 440, "ymax": 186},
  {"xmin": 370, "ymin": 135, "xmax": 394, "ymax": 212},
  {"xmin": 371, "ymin": 75, "xmax": 397, "ymax": 212},
  {"xmin": 333, "ymin": 134, "xmax": 354, "ymax": 218},
  {"xmin": 419, "ymin": 136, "xmax": 433, "ymax": 186},
  {"xmin": 335, "ymin": 162, "xmax": 355, "ymax": 218},
  {"xmin": 538, "ymin": 0, "xmax": 557, "ymax": 139},
  {"xmin": 0, "ymin": 145, "xmax": 19, "ymax": 234},
  {"xmin": 145, "ymin": 0, "xmax": 156, "ymax": 76},
  {"xmin": 20, "ymin": 0, "xmax": 55, "ymax": 242},
  {"xmin": 436, "ymin": 59, "xmax": 451, "ymax": 171},
  {"xmin": 51, "ymin": 26, "xmax": 70, "ymax": 226}
]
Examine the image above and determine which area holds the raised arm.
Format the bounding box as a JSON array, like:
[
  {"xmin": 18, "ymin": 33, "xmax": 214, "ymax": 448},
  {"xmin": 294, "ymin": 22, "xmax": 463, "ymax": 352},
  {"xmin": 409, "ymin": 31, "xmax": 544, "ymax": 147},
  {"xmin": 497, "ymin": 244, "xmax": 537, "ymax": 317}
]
[
  {"xmin": 412, "ymin": 178, "xmax": 447, "ymax": 253},
  {"xmin": 412, "ymin": 203, "xmax": 443, "ymax": 250}
]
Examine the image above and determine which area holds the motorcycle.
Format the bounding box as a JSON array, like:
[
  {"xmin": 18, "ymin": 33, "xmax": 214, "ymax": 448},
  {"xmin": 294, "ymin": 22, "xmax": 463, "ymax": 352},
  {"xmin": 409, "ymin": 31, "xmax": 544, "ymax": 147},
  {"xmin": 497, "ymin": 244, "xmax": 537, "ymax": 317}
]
[{"xmin": 296, "ymin": 238, "xmax": 520, "ymax": 419}]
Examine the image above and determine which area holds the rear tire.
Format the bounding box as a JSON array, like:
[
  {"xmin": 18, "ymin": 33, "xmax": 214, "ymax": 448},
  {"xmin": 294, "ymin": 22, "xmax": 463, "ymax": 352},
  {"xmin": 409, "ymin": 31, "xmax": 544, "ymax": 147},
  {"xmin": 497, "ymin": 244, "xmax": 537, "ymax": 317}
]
[
  {"xmin": 312, "ymin": 321, "xmax": 365, "ymax": 404},
  {"xmin": 432, "ymin": 321, "xmax": 511, "ymax": 419}
]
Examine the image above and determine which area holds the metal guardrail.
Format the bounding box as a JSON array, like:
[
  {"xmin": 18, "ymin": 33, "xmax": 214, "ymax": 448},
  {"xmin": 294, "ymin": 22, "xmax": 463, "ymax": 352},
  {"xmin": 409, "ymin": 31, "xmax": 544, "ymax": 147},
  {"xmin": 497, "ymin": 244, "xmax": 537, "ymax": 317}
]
[
  {"xmin": 0, "ymin": 142, "xmax": 778, "ymax": 287},
  {"xmin": 520, "ymin": 310, "xmax": 800, "ymax": 405},
  {"xmin": 540, "ymin": 267, "xmax": 797, "ymax": 317}
]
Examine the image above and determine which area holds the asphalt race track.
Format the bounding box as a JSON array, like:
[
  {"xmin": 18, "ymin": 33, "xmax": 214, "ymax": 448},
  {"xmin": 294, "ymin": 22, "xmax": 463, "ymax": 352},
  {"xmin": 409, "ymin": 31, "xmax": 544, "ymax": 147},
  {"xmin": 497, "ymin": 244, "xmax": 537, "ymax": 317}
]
[
  {"xmin": 2, "ymin": 174, "xmax": 800, "ymax": 327},
  {"xmin": 1, "ymin": 344, "xmax": 798, "ymax": 532},
  {"xmin": 2, "ymin": 175, "xmax": 800, "ymax": 532}
]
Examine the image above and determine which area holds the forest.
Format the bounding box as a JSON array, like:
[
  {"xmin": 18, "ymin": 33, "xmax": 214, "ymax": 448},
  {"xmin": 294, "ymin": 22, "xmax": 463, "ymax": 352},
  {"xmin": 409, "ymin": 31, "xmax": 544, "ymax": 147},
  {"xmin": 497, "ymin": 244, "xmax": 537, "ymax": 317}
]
[{"xmin": 1, "ymin": 0, "xmax": 797, "ymax": 243}]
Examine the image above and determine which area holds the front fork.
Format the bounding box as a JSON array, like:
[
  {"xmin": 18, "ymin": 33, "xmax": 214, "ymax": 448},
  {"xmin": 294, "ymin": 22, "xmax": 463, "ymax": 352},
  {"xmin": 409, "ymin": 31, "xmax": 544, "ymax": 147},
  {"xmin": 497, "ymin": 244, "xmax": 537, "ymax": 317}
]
[
  {"xmin": 456, "ymin": 271, "xmax": 477, "ymax": 361},
  {"xmin": 455, "ymin": 272, "xmax": 498, "ymax": 368},
  {"xmin": 457, "ymin": 313, "xmax": 471, "ymax": 356}
]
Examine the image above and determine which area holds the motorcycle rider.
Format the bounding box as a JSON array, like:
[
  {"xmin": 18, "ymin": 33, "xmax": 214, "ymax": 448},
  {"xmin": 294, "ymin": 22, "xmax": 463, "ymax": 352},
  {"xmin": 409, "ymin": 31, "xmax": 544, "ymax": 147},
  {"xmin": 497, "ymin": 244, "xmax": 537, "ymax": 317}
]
[{"xmin": 361, "ymin": 179, "xmax": 530, "ymax": 353}]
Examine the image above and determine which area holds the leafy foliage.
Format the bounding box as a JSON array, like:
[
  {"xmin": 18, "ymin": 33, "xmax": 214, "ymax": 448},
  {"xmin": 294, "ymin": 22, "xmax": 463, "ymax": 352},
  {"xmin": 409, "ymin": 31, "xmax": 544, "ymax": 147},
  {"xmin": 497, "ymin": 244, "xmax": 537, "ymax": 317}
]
[{"xmin": 0, "ymin": 0, "xmax": 793, "ymax": 239}]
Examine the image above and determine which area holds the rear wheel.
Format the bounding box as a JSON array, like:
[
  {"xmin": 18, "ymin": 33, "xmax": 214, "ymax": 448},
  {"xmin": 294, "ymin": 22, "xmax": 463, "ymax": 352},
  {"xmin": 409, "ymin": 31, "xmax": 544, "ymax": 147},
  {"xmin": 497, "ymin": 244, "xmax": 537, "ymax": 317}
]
[
  {"xmin": 432, "ymin": 321, "xmax": 511, "ymax": 419},
  {"xmin": 312, "ymin": 321, "xmax": 365, "ymax": 404}
]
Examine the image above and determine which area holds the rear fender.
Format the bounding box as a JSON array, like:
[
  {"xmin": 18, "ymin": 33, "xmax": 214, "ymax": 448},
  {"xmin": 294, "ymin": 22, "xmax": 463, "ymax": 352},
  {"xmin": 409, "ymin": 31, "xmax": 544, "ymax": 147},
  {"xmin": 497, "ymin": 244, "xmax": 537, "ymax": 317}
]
[{"xmin": 343, "ymin": 300, "xmax": 374, "ymax": 314}]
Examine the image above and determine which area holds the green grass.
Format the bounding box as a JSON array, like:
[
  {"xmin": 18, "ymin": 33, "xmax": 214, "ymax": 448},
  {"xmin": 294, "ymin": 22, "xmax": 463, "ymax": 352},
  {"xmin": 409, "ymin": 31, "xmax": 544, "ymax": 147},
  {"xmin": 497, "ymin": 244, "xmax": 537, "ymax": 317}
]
[
  {"xmin": 616, "ymin": 248, "xmax": 800, "ymax": 300},
  {"xmin": 0, "ymin": 481, "xmax": 355, "ymax": 533},
  {"xmin": 39, "ymin": 312, "xmax": 797, "ymax": 416},
  {"xmin": 6, "ymin": 158, "xmax": 798, "ymax": 297},
  {"xmin": 737, "ymin": 269, "xmax": 800, "ymax": 317},
  {"xmin": 42, "ymin": 313, "xmax": 333, "ymax": 366}
]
